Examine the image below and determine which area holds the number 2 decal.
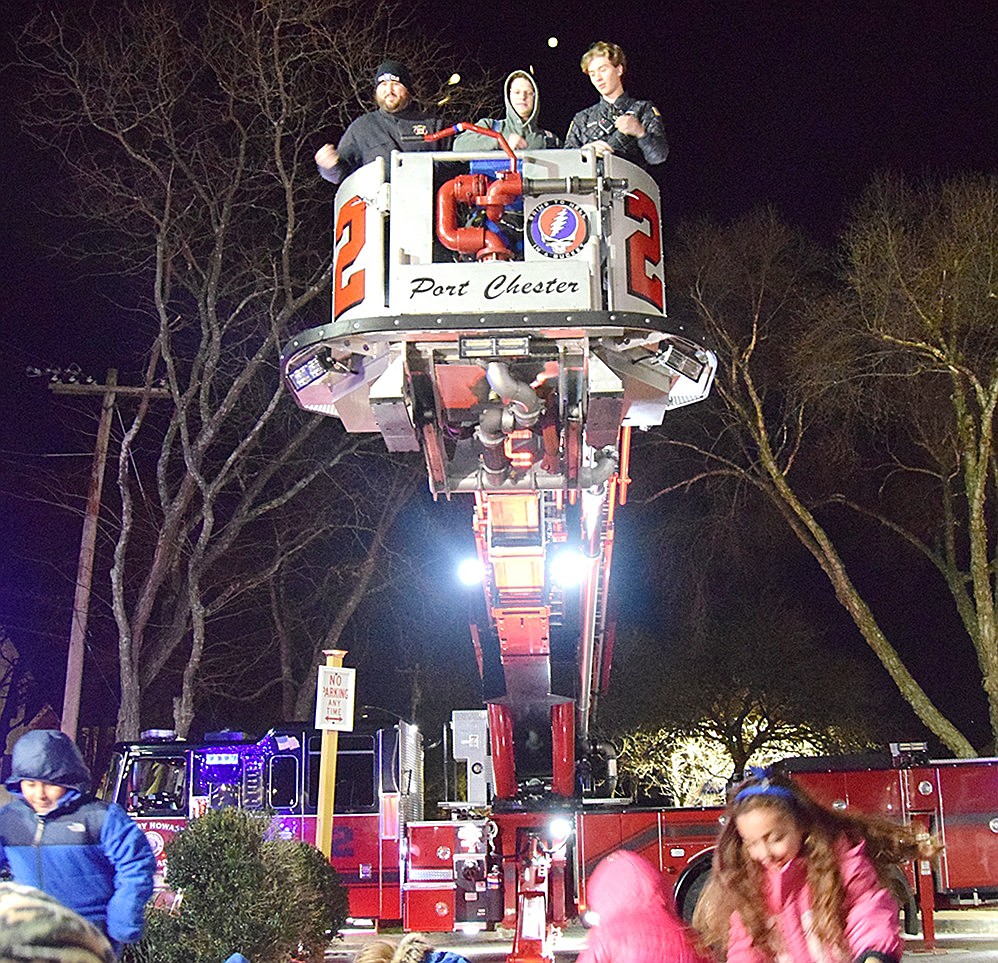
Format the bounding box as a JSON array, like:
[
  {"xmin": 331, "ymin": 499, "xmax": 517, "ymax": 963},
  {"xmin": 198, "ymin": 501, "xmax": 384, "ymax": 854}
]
[
  {"xmin": 624, "ymin": 190, "xmax": 664, "ymax": 311},
  {"xmin": 333, "ymin": 195, "xmax": 367, "ymax": 320}
]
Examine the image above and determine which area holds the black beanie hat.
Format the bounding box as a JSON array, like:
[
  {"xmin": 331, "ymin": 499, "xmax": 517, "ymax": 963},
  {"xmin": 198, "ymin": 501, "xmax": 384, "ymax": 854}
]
[{"xmin": 374, "ymin": 60, "xmax": 413, "ymax": 92}]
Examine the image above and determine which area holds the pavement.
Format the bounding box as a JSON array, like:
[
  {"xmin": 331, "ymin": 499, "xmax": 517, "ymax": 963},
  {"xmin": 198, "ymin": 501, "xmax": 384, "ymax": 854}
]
[
  {"xmin": 903, "ymin": 934, "xmax": 998, "ymax": 959},
  {"xmin": 329, "ymin": 909, "xmax": 998, "ymax": 961},
  {"xmin": 932, "ymin": 908, "xmax": 998, "ymax": 935},
  {"xmin": 902, "ymin": 908, "xmax": 998, "ymax": 959}
]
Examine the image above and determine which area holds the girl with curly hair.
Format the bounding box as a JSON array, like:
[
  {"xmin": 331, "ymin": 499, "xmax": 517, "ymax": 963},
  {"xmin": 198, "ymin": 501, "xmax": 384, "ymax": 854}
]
[{"xmin": 697, "ymin": 767, "xmax": 938, "ymax": 963}]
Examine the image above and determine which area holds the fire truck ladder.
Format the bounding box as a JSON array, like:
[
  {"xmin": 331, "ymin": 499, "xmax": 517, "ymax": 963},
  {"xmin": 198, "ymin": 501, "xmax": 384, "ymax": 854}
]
[{"xmin": 578, "ymin": 476, "xmax": 617, "ymax": 746}]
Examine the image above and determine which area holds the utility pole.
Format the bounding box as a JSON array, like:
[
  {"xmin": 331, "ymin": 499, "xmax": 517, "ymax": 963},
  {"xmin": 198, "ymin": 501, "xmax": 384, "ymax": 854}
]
[{"xmin": 47, "ymin": 368, "xmax": 170, "ymax": 740}]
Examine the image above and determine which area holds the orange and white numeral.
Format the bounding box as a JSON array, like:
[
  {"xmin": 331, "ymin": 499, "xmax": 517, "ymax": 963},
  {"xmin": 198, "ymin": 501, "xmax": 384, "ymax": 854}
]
[
  {"xmin": 623, "ymin": 190, "xmax": 664, "ymax": 311},
  {"xmin": 333, "ymin": 196, "xmax": 367, "ymax": 320}
]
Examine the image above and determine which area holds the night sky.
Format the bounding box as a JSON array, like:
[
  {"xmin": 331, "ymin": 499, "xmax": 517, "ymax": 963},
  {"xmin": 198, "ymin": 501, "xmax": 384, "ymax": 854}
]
[
  {"xmin": 422, "ymin": 0, "xmax": 997, "ymax": 241},
  {"xmin": 0, "ymin": 1, "xmax": 995, "ymax": 737}
]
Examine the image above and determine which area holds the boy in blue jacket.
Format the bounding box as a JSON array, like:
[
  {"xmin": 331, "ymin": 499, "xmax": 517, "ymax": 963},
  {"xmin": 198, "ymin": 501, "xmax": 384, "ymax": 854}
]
[{"xmin": 0, "ymin": 729, "xmax": 156, "ymax": 957}]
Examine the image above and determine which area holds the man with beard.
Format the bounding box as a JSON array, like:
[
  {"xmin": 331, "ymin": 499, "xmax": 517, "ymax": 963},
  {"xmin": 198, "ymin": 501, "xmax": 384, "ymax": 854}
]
[
  {"xmin": 315, "ymin": 60, "xmax": 445, "ymax": 184},
  {"xmin": 565, "ymin": 41, "xmax": 668, "ymax": 169}
]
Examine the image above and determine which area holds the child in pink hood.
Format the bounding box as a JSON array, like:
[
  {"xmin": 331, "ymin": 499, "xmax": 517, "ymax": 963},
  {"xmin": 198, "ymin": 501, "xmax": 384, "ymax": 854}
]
[
  {"xmin": 699, "ymin": 767, "xmax": 938, "ymax": 963},
  {"xmin": 576, "ymin": 849, "xmax": 712, "ymax": 963}
]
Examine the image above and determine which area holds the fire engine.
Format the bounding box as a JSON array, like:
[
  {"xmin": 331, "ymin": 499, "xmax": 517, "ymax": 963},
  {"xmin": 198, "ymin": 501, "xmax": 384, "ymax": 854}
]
[
  {"xmin": 278, "ymin": 130, "xmax": 717, "ymax": 954},
  {"xmin": 101, "ymin": 131, "xmax": 998, "ymax": 956},
  {"xmin": 99, "ymin": 721, "xmax": 998, "ymax": 939}
]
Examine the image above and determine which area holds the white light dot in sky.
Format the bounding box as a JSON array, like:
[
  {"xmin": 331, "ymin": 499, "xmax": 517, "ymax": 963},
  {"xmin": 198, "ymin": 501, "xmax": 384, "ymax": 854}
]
[{"xmin": 547, "ymin": 37, "xmax": 558, "ymax": 48}]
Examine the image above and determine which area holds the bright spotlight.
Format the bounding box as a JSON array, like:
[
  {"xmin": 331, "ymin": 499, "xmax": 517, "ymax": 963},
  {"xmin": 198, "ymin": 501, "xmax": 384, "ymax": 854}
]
[
  {"xmin": 447, "ymin": 72, "xmax": 461, "ymax": 86},
  {"xmin": 547, "ymin": 37, "xmax": 558, "ymax": 48},
  {"xmin": 550, "ymin": 548, "xmax": 587, "ymax": 587},
  {"xmin": 548, "ymin": 815, "xmax": 573, "ymax": 841},
  {"xmin": 457, "ymin": 558, "xmax": 485, "ymax": 586}
]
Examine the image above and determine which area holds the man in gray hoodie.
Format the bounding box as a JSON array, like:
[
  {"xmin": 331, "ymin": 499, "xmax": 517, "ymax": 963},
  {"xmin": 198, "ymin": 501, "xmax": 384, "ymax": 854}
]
[{"xmin": 452, "ymin": 70, "xmax": 560, "ymax": 152}]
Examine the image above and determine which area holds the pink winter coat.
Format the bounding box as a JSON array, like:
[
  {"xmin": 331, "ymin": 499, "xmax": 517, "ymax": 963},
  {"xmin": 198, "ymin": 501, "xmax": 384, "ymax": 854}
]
[
  {"xmin": 726, "ymin": 837, "xmax": 902, "ymax": 963},
  {"xmin": 576, "ymin": 850, "xmax": 712, "ymax": 963}
]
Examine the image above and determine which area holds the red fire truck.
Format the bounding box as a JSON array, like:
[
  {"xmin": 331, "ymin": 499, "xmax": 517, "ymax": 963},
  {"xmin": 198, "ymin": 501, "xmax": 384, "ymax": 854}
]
[
  {"xmin": 272, "ymin": 130, "xmax": 998, "ymax": 952},
  {"xmin": 783, "ymin": 747, "xmax": 998, "ymax": 922},
  {"xmin": 256, "ymin": 128, "xmax": 998, "ymax": 954},
  {"xmin": 403, "ymin": 732, "xmax": 998, "ymax": 936},
  {"xmin": 101, "ymin": 722, "xmax": 998, "ymax": 937},
  {"xmin": 278, "ymin": 130, "xmax": 719, "ymax": 954}
]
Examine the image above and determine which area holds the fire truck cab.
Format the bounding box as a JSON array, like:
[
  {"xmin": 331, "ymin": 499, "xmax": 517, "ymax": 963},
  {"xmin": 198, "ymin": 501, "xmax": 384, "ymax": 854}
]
[{"xmin": 98, "ymin": 722, "xmax": 422, "ymax": 920}]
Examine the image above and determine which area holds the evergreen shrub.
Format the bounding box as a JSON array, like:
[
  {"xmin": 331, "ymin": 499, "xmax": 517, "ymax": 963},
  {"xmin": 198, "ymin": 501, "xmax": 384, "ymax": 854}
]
[{"xmin": 123, "ymin": 808, "xmax": 348, "ymax": 963}]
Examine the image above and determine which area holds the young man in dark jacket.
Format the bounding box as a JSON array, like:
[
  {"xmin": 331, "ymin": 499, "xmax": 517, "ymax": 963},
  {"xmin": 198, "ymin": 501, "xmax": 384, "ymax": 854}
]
[
  {"xmin": 565, "ymin": 41, "xmax": 669, "ymax": 169},
  {"xmin": 0, "ymin": 729, "xmax": 155, "ymax": 957}
]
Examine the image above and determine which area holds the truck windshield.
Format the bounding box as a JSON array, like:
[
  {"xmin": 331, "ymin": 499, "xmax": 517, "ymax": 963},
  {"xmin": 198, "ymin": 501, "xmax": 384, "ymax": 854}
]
[{"xmin": 123, "ymin": 754, "xmax": 188, "ymax": 815}]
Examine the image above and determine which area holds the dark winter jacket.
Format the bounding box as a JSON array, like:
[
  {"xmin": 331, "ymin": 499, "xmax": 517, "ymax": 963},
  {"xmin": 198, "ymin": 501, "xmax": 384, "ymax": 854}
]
[
  {"xmin": 0, "ymin": 730, "xmax": 156, "ymax": 947},
  {"xmin": 317, "ymin": 106, "xmax": 444, "ymax": 184},
  {"xmin": 564, "ymin": 93, "xmax": 669, "ymax": 167},
  {"xmin": 452, "ymin": 70, "xmax": 560, "ymax": 151}
]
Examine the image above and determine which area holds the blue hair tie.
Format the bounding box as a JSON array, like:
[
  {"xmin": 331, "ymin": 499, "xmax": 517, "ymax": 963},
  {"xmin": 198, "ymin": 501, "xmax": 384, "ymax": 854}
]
[{"xmin": 734, "ymin": 767, "xmax": 796, "ymax": 804}]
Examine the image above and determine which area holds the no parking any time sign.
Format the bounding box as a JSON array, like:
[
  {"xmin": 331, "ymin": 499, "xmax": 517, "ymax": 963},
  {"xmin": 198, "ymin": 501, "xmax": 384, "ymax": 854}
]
[{"xmin": 314, "ymin": 665, "xmax": 356, "ymax": 731}]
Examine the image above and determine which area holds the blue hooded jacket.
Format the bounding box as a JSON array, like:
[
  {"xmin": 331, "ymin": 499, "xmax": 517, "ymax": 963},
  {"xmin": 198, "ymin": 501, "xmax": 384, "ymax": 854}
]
[{"xmin": 0, "ymin": 730, "xmax": 156, "ymax": 945}]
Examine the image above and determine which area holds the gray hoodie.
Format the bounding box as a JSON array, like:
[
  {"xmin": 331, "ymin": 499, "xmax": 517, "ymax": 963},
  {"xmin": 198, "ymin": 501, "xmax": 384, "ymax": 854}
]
[{"xmin": 452, "ymin": 70, "xmax": 560, "ymax": 151}]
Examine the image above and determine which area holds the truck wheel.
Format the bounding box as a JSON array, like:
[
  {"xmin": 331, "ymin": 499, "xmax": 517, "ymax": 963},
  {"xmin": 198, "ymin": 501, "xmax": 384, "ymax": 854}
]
[
  {"xmin": 887, "ymin": 866, "xmax": 919, "ymax": 935},
  {"xmin": 676, "ymin": 862, "xmax": 712, "ymax": 924}
]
